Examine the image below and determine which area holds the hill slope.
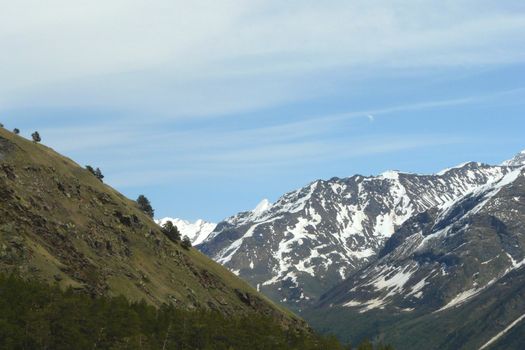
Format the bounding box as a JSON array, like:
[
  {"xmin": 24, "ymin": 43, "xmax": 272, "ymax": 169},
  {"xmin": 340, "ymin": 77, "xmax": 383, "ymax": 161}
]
[{"xmin": 0, "ymin": 128, "xmax": 302, "ymax": 328}]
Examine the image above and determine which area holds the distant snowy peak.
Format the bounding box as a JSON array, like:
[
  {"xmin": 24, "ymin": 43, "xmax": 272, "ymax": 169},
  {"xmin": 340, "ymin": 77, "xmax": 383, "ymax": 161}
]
[
  {"xmin": 379, "ymin": 170, "xmax": 402, "ymax": 180},
  {"xmin": 502, "ymin": 149, "xmax": 525, "ymax": 167},
  {"xmin": 223, "ymin": 199, "xmax": 274, "ymax": 227},
  {"xmin": 253, "ymin": 198, "xmax": 272, "ymax": 216},
  {"xmin": 156, "ymin": 217, "xmax": 217, "ymax": 245},
  {"xmin": 436, "ymin": 161, "xmax": 480, "ymax": 176}
]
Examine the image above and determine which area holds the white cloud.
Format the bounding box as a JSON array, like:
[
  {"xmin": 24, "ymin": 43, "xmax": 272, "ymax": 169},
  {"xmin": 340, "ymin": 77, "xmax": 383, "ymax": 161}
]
[{"xmin": 1, "ymin": 1, "xmax": 524, "ymax": 116}]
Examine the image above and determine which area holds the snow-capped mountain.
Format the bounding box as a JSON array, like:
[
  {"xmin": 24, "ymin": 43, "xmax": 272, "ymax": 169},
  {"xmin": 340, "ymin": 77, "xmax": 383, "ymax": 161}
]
[
  {"xmin": 313, "ymin": 164, "xmax": 525, "ymax": 349},
  {"xmin": 198, "ymin": 156, "xmax": 523, "ymax": 308},
  {"xmin": 320, "ymin": 166, "xmax": 525, "ymax": 312},
  {"xmin": 156, "ymin": 218, "xmax": 216, "ymax": 245}
]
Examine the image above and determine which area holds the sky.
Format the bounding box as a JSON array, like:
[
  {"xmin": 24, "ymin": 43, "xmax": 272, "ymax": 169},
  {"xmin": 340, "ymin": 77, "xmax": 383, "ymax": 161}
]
[{"xmin": 1, "ymin": 0, "xmax": 525, "ymax": 222}]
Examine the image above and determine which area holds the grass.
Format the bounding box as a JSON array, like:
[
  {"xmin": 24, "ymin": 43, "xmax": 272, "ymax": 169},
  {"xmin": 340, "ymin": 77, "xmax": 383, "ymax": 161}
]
[{"xmin": 0, "ymin": 128, "xmax": 303, "ymax": 329}]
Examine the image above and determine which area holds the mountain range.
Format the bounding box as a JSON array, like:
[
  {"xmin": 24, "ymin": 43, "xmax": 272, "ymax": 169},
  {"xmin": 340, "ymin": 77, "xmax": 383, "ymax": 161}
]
[{"xmin": 169, "ymin": 149, "xmax": 525, "ymax": 349}]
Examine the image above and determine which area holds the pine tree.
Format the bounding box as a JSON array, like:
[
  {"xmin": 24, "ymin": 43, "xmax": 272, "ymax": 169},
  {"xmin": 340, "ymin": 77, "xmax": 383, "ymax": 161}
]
[
  {"xmin": 181, "ymin": 235, "xmax": 192, "ymax": 249},
  {"xmin": 13, "ymin": 128, "xmax": 20, "ymax": 135},
  {"xmin": 86, "ymin": 165, "xmax": 104, "ymax": 182},
  {"xmin": 94, "ymin": 168, "xmax": 104, "ymax": 182},
  {"xmin": 31, "ymin": 131, "xmax": 41, "ymax": 143},
  {"xmin": 162, "ymin": 221, "xmax": 181, "ymax": 242},
  {"xmin": 137, "ymin": 195, "xmax": 154, "ymax": 218}
]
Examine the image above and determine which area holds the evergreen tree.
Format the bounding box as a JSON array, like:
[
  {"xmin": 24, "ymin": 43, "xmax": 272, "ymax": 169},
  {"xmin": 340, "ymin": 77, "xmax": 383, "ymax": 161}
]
[
  {"xmin": 85, "ymin": 165, "xmax": 104, "ymax": 182},
  {"xmin": 94, "ymin": 168, "xmax": 104, "ymax": 182},
  {"xmin": 13, "ymin": 128, "xmax": 20, "ymax": 134},
  {"xmin": 0, "ymin": 122, "xmax": 3, "ymax": 128},
  {"xmin": 181, "ymin": 235, "xmax": 192, "ymax": 249},
  {"xmin": 0, "ymin": 274, "xmax": 367, "ymax": 349},
  {"xmin": 137, "ymin": 195, "xmax": 154, "ymax": 218},
  {"xmin": 162, "ymin": 221, "xmax": 181, "ymax": 242},
  {"xmin": 31, "ymin": 131, "xmax": 41, "ymax": 143}
]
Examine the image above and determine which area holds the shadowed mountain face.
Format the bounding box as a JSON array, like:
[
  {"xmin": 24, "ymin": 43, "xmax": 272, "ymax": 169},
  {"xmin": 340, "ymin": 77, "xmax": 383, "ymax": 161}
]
[
  {"xmin": 309, "ymin": 165, "xmax": 525, "ymax": 349},
  {"xmin": 198, "ymin": 160, "xmax": 517, "ymax": 310},
  {"xmin": 0, "ymin": 128, "xmax": 304, "ymax": 330}
]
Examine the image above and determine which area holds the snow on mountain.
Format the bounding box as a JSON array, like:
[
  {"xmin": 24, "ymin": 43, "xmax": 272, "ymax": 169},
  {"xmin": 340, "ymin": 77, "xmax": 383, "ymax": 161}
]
[
  {"xmin": 198, "ymin": 160, "xmax": 516, "ymax": 308},
  {"xmin": 156, "ymin": 218, "xmax": 216, "ymax": 245},
  {"xmin": 320, "ymin": 165, "xmax": 525, "ymax": 314},
  {"xmin": 502, "ymin": 149, "xmax": 525, "ymax": 167}
]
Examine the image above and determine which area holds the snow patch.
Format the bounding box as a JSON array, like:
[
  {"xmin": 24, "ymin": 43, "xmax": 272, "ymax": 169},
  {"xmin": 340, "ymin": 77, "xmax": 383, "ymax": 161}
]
[
  {"xmin": 379, "ymin": 170, "xmax": 400, "ymax": 180},
  {"xmin": 253, "ymin": 199, "xmax": 272, "ymax": 218},
  {"xmin": 438, "ymin": 288, "xmax": 481, "ymax": 311},
  {"xmin": 479, "ymin": 313, "xmax": 525, "ymax": 350}
]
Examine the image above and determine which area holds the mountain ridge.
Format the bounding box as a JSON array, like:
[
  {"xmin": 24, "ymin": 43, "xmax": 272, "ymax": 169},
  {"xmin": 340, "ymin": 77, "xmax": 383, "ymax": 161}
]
[
  {"xmin": 197, "ymin": 157, "xmax": 521, "ymax": 309},
  {"xmin": 308, "ymin": 164, "xmax": 525, "ymax": 348}
]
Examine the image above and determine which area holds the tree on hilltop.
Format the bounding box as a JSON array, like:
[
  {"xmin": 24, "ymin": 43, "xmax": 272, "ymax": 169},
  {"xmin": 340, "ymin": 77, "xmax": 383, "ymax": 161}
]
[
  {"xmin": 137, "ymin": 195, "xmax": 154, "ymax": 218},
  {"xmin": 85, "ymin": 165, "xmax": 104, "ymax": 182},
  {"xmin": 31, "ymin": 131, "xmax": 41, "ymax": 143}
]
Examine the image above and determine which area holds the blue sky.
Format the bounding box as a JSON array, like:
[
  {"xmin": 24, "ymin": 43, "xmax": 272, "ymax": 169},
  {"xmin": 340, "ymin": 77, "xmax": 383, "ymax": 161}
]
[{"xmin": 1, "ymin": 0, "xmax": 525, "ymax": 221}]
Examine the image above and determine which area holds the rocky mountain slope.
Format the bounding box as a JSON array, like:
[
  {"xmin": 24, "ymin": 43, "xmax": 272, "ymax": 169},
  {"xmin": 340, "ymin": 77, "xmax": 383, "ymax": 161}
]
[
  {"xmin": 156, "ymin": 217, "xmax": 216, "ymax": 245},
  {"xmin": 307, "ymin": 162, "xmax": 525, "ymax": 349},
  {"xmin": 198, "ymin": 158, "xmax": 519, "ymax": 310},
  {"xmin": 0, "ymin": 128, "xmax": 304, "ymax": 329}
]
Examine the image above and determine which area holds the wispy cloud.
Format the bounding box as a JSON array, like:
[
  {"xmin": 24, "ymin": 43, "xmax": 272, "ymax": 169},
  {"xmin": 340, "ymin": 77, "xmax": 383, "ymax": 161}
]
[
  {"xmin": 34, "ymin": 86, "xmax": 519, "ymax": 186},
  {"xmin": 1, "ymin": 1, "xmax": 524, "ymax": 117}
]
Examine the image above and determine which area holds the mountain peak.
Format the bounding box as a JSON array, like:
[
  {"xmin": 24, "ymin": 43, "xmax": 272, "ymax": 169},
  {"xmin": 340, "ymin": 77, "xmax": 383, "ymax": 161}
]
[
  {"xmin": 379, "ymin": 170, "xmax": 400, "ymax": 180},
  {"xmin": 253, "ymin": 198, "xmax": 272, "ymax": 216},
  {"xmin": 502, "ymin": 149, "xmax": 525, "ymax": 167}
]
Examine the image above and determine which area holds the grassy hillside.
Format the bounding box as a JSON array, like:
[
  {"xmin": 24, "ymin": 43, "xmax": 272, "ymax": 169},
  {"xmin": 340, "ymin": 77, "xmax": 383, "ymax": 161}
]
[{"xmin": 0, "ymin": 128, "xmax": 299, "ymax": 328}]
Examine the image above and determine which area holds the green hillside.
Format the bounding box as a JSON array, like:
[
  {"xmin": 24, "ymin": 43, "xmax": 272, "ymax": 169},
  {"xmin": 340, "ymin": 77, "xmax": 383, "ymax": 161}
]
[{"xmin": 0, "ymin": 127, "xmax": 298, "ymax": 327}]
